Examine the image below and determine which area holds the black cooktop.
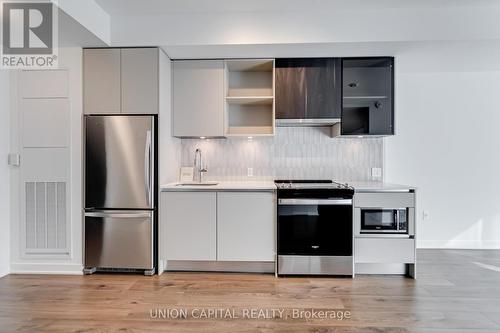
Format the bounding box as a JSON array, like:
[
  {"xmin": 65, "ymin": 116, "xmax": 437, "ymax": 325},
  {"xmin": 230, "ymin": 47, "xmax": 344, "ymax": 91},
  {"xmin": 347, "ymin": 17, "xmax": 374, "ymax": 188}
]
[
  {"xmin": 275, "ymin": 179, "xmax": 333, "ymax": 184},
  {"xmin": 274, "ymin": 179, "xmax": 354, "ymax": 191}
]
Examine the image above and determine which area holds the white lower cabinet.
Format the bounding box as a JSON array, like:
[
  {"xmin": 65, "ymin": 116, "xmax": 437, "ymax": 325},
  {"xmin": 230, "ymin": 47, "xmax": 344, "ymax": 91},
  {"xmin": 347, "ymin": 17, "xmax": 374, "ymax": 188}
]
[
  {"xmin": 217, "ymin": 192, "xmax": 275, "ymax": 261},
  {"xmin": 163, "ymin": 192, "xmax": 217, "ymax": 261},
  {"xmin": 161, "ymin": 191, "xmax": 275, "ymax": 263},
  {"xmin": 355, "ymin": 238, "xmax": 415, "ymax": 264}
]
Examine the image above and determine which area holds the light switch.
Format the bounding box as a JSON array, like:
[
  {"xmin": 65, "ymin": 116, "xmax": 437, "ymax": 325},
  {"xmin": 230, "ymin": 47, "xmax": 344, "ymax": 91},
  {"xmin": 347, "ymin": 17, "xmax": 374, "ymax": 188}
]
[{"xmin": 8, "ymin": 153, "xmax": 20, "ymax": 166}]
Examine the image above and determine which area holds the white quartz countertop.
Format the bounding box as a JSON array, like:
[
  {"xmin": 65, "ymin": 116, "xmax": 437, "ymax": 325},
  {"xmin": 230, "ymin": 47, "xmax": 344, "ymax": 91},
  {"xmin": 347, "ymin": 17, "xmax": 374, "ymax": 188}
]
[
  {"xmin": 160, "ymin": 181, "xmax": 277, "ymax": 192},
  {"xmin": 347, "ymin": 181, "xmax": 416, "ymax": 192},
  {"xmin": 160, "ymin": 180, "xmax": 414, "ymax": 193}
]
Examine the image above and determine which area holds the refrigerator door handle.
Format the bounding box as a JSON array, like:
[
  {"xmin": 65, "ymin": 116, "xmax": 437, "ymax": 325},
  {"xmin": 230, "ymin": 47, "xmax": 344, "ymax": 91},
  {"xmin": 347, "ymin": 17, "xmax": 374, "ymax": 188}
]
[
  {"xmin": 145, "ymin": 130, "xmax": 152, "ymax": 207},
  {"xmin": 85, "ymin": 211, "xmax": 152, "ymax": 219}
]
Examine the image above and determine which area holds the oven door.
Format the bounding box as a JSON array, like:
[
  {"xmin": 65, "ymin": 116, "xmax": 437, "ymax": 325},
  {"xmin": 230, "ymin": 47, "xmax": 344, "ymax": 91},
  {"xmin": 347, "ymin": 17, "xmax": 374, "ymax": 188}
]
[
  {"xmin": 360, "ymin": 208, "xmax": 407, "ymax": 233},
  {"xmin": 278, "ymin": 198, "xmax": 353, "ymax": 256}
]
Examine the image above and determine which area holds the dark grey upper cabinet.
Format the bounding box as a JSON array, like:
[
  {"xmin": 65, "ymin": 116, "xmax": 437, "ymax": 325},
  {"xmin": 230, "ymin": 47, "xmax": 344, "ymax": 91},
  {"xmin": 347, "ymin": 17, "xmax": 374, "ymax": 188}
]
[
  {"xmin": 305, "ymin": 58, "xmax": 341, "ymax": 119},
  {"xmin": 342, "ymin": 57, "xmax": 394, "ymax": 136},
  {"xmin": 275, "ymin": 59, "xmax": 306, "ymax": 119},
  {"xmin": 275, "ymin": 58, "xmax": 341, "ymax": 120}
]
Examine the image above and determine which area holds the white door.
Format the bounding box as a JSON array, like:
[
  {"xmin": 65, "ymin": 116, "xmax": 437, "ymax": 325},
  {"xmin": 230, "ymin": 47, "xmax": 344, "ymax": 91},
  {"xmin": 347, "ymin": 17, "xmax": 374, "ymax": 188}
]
[
  {"xmin": 163, "ymin": 192, "xmax": 217, "ymax": 261},
  {"xmin": 16, "ymin": 69, "xmax": 72, "ymax": 257},
  {"xmin": 217, "ymin": 192, "xmax": 275, "ymax": 261}
]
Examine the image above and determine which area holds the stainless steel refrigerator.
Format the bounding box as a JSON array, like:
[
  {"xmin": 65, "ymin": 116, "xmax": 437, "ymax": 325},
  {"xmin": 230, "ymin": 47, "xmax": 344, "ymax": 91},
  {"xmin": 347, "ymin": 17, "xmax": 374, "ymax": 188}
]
[{"xmin": 84, "ymin": 115, "xmax": 157, "ymax": 275}]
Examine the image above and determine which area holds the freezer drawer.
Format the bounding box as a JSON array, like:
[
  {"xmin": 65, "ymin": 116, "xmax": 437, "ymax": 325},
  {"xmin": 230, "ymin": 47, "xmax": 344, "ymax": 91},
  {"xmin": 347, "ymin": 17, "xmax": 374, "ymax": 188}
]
[{"xmin": 85, "ymin": 210, "xmax": 154, "ymax": 269}]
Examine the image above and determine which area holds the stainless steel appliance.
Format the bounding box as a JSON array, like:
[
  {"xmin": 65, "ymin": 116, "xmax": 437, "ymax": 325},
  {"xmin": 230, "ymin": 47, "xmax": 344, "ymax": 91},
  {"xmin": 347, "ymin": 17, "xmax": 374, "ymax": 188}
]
[
  {"xmin": 360, "ymin": 208, "xmax": 408, "ymax": 234},
  {"xmin": 84, "ymin": 115, "xmax": 156, "ymax": 275},
  {"xmin": 275, "ymin": 180, "xmax": 354, "ymax": 276}
]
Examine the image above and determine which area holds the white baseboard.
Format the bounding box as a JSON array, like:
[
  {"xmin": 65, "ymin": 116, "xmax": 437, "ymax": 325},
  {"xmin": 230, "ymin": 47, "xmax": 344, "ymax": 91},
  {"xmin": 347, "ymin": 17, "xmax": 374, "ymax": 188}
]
[
  {"xmin": 418, "ymin": 240, "xmax": 500, "ymax": 249},
  {"xmin": 0, "ymin": 269, "xmax": 9, "ymax": 278},
  {"xmin": 10, "ymin": 262, "xmax": 84, "ymax": 275}
]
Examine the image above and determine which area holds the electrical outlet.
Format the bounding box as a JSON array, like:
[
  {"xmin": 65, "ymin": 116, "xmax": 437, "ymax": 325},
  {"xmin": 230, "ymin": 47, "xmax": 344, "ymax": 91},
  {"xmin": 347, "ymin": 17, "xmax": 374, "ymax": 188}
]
[
  {"xmin": 371, "ymin": 167, "xmax": 382, "ymax": 180},
  {"xmin": 247, "ymin": 167, "xmax": 253, "ymax": 177},
  {"xmin": 422, "ymin": 211, "xmax": 430, "ymax": 221}
]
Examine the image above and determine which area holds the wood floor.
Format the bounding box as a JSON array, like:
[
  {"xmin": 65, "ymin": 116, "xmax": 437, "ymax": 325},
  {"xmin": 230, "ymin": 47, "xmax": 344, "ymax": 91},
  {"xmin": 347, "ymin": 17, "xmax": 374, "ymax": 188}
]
[{"xmin": 1, "ymin": 250, "xmax": 500, "ymax": 332}]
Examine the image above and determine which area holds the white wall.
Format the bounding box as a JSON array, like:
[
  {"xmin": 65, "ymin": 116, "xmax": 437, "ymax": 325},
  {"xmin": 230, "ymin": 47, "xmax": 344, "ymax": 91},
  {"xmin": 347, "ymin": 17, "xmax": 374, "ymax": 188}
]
[
  {"xmin": 159, "ymin": 51, "xmax": 181, "ymax": 185},
  {"xmin": 386, "ymin": 43, "xmax": 500, "ymax": 249},
  {"xmin": 0, "ymin": 70, "xmax": 10, "ymax": 277},
  {"xmin": 158, "ymin": 50, "xmax": 181, "ymax": 273}
]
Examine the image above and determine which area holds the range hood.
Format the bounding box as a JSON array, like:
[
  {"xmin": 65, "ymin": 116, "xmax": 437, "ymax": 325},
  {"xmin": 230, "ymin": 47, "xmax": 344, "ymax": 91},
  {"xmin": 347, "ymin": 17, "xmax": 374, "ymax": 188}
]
[{"xmin": 275, "ymin": 118, "xmax": 341, "ymax": 127}]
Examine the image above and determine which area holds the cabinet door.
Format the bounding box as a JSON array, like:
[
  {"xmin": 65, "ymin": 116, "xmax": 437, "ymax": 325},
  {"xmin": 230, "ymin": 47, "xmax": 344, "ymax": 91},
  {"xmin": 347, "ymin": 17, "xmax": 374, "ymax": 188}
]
[
  {"xmin": 217, "ymin": 192, "xmax": 275, "ymax": 261},
  {"xmin": 121, "ymin": 48, "xmax": 159, "ymax": 114},
  {"xmin": 343, "ymin": 62, "xmax": 392, "ymax": 98},
  {"xmin": 83, "ymin": 49, "xmax": 121, "ymax": 114},
  {"xmin": 305, "ymin": 58, "xmax": 341, "ymax": 119},
  {"xmin": 342, "ymin": 98, "xmax": 393, "ymax": 135},
  {"xmin": 275, "ymin": 58, "xmax": 306, "ymax": 119},
  {"xmin": 342, "ymin": 57, "xmax": 394, "ymax": 135},
  {"xmin": 163, "ymin": 192, "xmax": 217, "ymax": 261},
  {"xmin": 369, "ymin": 98, "xmax": 392, "ymax": 134},
  {"xmin": 173, "ymin": 60, "xmax": 224, "ymax": 137},
  {"xmin": 355, "ymin": 238, "xmax": 415, "ymax": 264}
]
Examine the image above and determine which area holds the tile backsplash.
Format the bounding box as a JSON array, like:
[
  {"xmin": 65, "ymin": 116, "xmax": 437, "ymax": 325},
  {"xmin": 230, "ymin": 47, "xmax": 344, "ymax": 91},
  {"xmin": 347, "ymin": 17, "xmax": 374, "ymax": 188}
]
[{"xmin": 181, "ymin": 127, "xmax": 383, "ymax": 181}]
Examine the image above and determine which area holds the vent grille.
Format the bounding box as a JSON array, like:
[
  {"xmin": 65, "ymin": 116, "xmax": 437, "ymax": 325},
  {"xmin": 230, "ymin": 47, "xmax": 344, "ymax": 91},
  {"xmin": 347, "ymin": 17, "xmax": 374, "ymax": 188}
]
[{"xmin": 25, "ymin": 182, "xmax": 67, "ymax": 250}]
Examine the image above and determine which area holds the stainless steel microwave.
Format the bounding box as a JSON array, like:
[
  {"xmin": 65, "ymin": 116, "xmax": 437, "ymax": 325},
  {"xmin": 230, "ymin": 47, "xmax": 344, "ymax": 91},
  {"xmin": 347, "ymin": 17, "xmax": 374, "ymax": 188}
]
[{"xmin": 360, "ymin": 208, "xmax": 408, "ymax": 234}]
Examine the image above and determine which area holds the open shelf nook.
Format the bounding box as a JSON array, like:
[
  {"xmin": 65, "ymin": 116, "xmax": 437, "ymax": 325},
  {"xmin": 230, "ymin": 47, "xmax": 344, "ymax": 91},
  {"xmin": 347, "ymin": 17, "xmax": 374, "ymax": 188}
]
[{"xmin": 225, "ymin": 59, "xmax": 275, "ymax": 137}]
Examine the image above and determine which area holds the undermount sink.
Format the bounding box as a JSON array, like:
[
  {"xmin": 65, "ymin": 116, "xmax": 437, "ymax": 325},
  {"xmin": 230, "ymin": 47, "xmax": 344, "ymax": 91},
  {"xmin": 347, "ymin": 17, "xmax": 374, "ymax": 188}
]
[{"xmin": 176, "ymin": 181, "xmax": 219, "ymax": 186}]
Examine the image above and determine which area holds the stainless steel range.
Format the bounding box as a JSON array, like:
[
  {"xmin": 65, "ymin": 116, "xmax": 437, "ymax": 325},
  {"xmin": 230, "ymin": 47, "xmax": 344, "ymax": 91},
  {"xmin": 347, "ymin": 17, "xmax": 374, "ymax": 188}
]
[{"xmin": 275, "ymin": 180, "xmax": 355, "ymax": 276}]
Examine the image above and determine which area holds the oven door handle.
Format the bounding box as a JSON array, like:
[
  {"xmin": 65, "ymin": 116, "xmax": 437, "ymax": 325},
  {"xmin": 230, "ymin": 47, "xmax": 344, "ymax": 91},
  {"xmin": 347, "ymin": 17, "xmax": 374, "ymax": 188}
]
[{"xmin": 278, "ymin": 199, "xmax": 352, "ymax": 205}]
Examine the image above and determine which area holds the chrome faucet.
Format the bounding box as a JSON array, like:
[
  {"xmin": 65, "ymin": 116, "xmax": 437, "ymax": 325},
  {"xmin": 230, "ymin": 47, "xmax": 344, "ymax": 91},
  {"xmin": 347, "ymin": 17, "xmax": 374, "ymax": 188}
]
[{"xmin": 193, "ymin": 148, "xmax": 207, "ymax": 183}]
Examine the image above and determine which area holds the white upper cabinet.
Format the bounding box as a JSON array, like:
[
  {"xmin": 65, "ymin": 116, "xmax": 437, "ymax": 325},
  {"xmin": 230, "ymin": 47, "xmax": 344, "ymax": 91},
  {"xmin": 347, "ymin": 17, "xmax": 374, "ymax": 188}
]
[
  {"xmin": 84, "ymin": 48, "xmax": 159, "ymax": 115},
  {"xmin": 173, "ymin": 60, "xmax": 225, "ymax": 137},
  {"xmin": 217, "ymin": 192, "xmax": 275, "ymax": 262},
  {"xmin": 121, "ymin": 48, "xmax": 159, "ymax": 114},
  {"xmin": 83, "ymin": 48, "xmax": 121, "ymax": 114}
]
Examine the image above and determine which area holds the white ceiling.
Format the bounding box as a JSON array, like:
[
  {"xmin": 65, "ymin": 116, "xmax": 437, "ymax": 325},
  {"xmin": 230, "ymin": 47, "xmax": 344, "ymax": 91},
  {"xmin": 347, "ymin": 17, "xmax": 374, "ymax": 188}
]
[
  {"xmin": 95, "ymin": 0, "xmax": 499, "ymax": 15},
  {"xmin": 84, "ymin": 0, "xmax": 500, "ymax": 59}
]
